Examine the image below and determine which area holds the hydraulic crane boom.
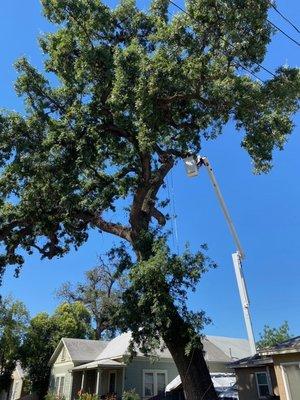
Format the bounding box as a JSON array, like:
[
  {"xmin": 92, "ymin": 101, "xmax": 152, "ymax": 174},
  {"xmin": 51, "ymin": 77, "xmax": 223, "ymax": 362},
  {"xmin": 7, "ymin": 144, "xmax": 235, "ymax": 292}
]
[
  {"xmin": 184, "ymin": 155, "xmax": 257, "ymax": 355},
  {"xmin": 198, "ymin": 157, "xmax": 245, "ymax": 259}
]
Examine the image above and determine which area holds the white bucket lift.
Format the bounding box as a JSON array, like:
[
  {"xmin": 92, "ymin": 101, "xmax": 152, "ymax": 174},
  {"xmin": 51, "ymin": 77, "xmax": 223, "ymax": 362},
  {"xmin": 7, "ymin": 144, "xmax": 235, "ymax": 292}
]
[{"xmin": 184, "ymin": 155, "xmax": 257, "ymax": 356}]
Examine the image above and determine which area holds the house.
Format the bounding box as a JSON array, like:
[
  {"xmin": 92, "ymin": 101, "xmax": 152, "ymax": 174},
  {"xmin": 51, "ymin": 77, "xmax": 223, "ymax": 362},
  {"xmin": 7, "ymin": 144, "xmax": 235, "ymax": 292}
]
[
  {"xmin": 0, "ymin": 363, "xmax": 27, "ymax": 400},
  {"xmin": 230, "ymin": 354, "xmax": 277, "ymax": 400},
  {"xmin": 8, "ymin": 364, "xmax": 26, "ymax": 400},
  {"xmin": 231, "ymin": 336, "xmax": 300, "ymax": 400},
  {"xmin": 48, "ymin": 338, "xmax": 108, "ymax": 399},
  {"xmin": 48, "ymin": 333, "xmax": 251, "ymax": 400}
]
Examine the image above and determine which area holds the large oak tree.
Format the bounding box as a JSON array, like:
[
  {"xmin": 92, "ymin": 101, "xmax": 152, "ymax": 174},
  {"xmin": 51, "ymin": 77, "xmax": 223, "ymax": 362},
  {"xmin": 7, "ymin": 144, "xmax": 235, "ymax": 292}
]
[{"xmin": 0, "ymin": 0, "xmax": 299, "ymax": 398}]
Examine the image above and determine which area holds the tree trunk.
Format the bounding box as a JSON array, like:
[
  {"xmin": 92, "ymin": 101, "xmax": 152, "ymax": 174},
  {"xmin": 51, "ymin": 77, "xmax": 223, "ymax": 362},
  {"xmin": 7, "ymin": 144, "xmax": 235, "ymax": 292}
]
[
  {"xmin": 162, "ymin": 308, "xmax": 218, "ymax": 400},
  {"xmin": 131, "ymin": 221, "xmax": 218, "ymax": 399}
]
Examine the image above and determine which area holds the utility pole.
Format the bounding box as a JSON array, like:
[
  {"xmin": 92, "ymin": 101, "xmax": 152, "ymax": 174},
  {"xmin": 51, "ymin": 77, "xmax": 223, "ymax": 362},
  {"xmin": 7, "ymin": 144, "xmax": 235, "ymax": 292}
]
[{"xmin": 184, "ymin": 155, "xmax": 257, "ymax": 355}]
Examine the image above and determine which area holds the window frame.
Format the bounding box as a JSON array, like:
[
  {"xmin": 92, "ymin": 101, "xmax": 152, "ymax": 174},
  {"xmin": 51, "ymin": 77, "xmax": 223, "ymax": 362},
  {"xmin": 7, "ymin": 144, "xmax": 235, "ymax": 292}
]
[
  {"xmin": 255, "ymin": 371, "xmax": 272, "ymax": 399},
  {"xmin": 54, "ymin": 374, "xmax": 66, "ymax": 397},
  {"xmin": 142, "ymin": 370, "xmax": 168, "ymax": 399}
]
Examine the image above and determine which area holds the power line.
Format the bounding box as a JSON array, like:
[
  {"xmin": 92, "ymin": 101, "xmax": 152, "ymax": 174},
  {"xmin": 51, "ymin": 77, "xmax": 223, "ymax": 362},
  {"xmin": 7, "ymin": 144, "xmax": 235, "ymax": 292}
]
[
  {"xmin": 170, "ymin": 170, "xmax": 180, "ymax": 255},
  {"xmin": 166, "ymin": 175, "xmax": 176, "ymax": 251},
  {"xmin": 168, "ymin": 0, "xmax": 276, "ymax": 80},
  {"xmin": 268, "ymin": 1, "xmax": 300, "ymax": 34},
  {"xmin": 168, "ymin": 5, "xmax": 264, "ymax": 82},
  {"xmin": 267, "ymin": 18, "xmax": 300, "ymax": 47}
]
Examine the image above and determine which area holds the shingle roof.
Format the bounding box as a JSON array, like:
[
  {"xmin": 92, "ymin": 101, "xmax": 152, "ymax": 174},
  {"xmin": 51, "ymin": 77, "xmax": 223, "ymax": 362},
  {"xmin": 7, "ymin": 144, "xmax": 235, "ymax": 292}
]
[
  {"xmin": 259, "ymin": 336, "xmax": 300, "ymax": 356},
  {"xmin": 63, "ymin": 338, "xmax": 108, "ymax": 362},
  {"xmin": 206, "ymin": 335, "xmax": 251, "ymax": 360},
  {"xmin": 96, "ymin": 332, "xmax": 172, "ymax": 360},
  {"xmin": 49, "ymin": 333, "xmax": 251, "ymax": 366},
  {"xmin": 96, "ymin": 332, "xmax": 250, "ymax": 363},
  {"xmin": 72, "ymin": 358, "xmax": 125, "ymax": 371},
  {"xmin": 229, "ymin": 353, "xmax": 273, "ymax": 369},
  {"xmin": 203, "ymin": 338, "xmax": 231, "ymax": 362},
  {"xmin": 49, "ymin": 338, "xmax": 108, "ymax": 365}
]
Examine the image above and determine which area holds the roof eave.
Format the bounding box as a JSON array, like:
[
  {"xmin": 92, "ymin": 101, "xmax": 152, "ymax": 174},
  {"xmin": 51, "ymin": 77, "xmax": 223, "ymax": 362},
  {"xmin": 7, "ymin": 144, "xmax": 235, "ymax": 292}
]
[{"xmin": 260, "ymin": 348, "xmax": 300, "ymax": 356}]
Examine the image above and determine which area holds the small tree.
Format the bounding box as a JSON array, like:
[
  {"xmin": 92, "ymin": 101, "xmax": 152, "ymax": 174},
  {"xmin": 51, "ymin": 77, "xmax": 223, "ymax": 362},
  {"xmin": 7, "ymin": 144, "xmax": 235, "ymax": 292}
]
[
  {"xmin": 20, "ymin": 302, "xmax": 92, "ymax": 399},
  {"xmin": 0, "ymin": 0, "xmax": 299, "ymax": 399},
  {"xmin": 0, "ymin": 296, "xmax": 29, "ymax": 393},
  {"xmin": 57, "ymin": 245, "xmax": 130, "ymax": 339},
  {"xmin": 257, "ymin": 321, "xmax": 291, "ymax": 349}
]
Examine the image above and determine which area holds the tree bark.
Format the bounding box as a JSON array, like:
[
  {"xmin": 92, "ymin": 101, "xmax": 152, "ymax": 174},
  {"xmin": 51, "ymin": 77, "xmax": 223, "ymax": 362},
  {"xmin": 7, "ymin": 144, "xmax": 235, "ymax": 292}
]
[{"xmin": 162, "ymin": 307, "xmax": 218, "ymax": 400}]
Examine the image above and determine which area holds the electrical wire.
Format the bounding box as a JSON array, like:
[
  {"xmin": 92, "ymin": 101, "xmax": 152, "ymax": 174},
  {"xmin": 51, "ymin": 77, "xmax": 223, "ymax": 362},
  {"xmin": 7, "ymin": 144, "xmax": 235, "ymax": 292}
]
[
  {"xmin": 268, "ymin": 0, "xmax": 300, "ymax": 34},
  {"xmin": 166, "ymin": 175, "xmax": 176, "ymax": 251},
  {"xmin": 170, "ymin": 170, "xmax": 180, "ymax": 255},
  {"xmin": 267, "ymin": 18, "xmax": 300, "ymax": 47},
  {"xmin": 168, "ymin": 0, "xmax": 277, "ymax": 80}
]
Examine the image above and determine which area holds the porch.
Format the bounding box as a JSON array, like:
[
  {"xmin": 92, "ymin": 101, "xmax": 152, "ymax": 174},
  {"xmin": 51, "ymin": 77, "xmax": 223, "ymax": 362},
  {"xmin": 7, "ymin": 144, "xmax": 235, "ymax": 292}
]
[{"xmin": 71, "ymin": 359, "xmax": 125, "ymax": 399}]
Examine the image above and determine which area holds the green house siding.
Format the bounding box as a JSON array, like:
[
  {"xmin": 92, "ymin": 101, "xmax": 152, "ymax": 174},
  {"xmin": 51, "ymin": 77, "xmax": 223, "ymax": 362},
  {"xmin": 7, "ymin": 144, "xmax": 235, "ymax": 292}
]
[
  {"xmin": 50, "ymin": 362, "xmax": 74, "ymax": 400},
  {"xmin": 124, "ymin": 358, "xmax": 178, "ymax": 398}
]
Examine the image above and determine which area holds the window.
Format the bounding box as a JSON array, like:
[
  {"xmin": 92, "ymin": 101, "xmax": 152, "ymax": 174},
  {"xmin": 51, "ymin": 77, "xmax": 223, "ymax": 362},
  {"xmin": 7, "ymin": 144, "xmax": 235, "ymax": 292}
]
[
  {"xmin": 108, "ymin": 371, "xmax": 116, "ymax": 393},
  {"xmin": 144, "ymin": 373, "xmax": 154, "ymax": 397},
  {"xmin": 255, "ymin": 372, "xmax": 271, "ymax": 398},
  {"xmin": 143, "ymin": 371, "xmax": 167, "ymax": 398},
  {"xmin": 156, "ymin": 373, "xmax": 166, "ymax": 395},
  {"xmin": 59, "ymin": 377, "xmax": 65, "ymax": 396},
  {"xmin": 55, "ymin": 377, "xmax": 60, "ymax": 392},
  {"xmin": 54, "ymin": 376, "xmax": 65, "ymax": 397}
]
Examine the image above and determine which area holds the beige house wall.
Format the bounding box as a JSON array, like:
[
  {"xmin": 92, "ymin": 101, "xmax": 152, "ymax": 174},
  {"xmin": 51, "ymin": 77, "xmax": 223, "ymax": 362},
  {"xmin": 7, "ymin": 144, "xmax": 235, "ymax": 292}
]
[
  {"xmin": 235, "ymin": 366, "xmax": 277, "ymax": 400},
  {"xmin": 272, "ymin": 353, "xmax": 300, "ymax": 400},
  {"xmin": 50, "ymin": 346, "xmax": 74, "ymax": 400},
  {"xmin": 9, "ymin": 373, "xmax": 23, "ymax": 400}
]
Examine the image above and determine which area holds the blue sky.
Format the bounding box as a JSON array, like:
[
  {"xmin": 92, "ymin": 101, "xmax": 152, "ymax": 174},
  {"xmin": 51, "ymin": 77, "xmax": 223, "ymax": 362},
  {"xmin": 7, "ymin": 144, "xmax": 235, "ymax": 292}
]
[{"xmin": 0, "ymin": 0, "xmax": 299, "ymax": 340}]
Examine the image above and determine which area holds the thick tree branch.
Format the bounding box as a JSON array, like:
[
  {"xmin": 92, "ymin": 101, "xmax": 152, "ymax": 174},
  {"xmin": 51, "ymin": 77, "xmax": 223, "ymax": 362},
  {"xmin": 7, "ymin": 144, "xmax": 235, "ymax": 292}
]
[
  {"xmin": 94, "ymin": 215, "xmax": 132, "ymax": 242},
  {"xmin": 151, "ymin": 207, "xmax": 166, "ymax": 226},
  {"xmin": 130, "ymin": 151, "xmax": 174, "ymax": 246}
]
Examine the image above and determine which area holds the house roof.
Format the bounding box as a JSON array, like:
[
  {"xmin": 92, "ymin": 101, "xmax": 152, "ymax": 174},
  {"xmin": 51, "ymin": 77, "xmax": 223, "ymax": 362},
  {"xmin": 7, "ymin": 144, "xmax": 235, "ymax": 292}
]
[
  {"xmin": 72, "ymin": 359, "xmax": 125, "ymax": 371},
  {"xmin": 259, "ymin": 336, "xmax": 300, "ymax": 356},
  {"xmin": 96, "ymin": 332, "xmax": 172, "ymax": 360},
  {"xmin": 96, "ymin": 332, "xmax": 250, "ymax": 363},
  {"xmin": 49, "ymin": 332, "xmax": 250, "ymax": 368},
  {"xmin": 202, "ymin": 338, "xmax": 231, "ymax": 363},
  {"xmin": 49, "ymin": 338, "xmax": 108, "ymax": 365},
  {"xmin": 229, "ymin": 353, "xmax": 273, "ymax": 369},
  {"xmin": 207, "ymin": 336, "xmax": 251, "ymax": 360},
  {"xmin": 230, "ymin": 336, "xmax": 300, "ymax": 368}
]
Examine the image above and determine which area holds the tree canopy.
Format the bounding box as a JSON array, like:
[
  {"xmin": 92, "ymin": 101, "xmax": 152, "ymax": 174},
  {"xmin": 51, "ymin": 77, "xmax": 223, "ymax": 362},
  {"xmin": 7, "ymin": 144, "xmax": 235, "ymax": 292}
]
[
  {"xmin": 57, "ymin": 245, "xmax": 130, "ymax": 339},
  {"xmin": 1, "ymin": 0, "xmax": 299, "ymax": 398},
  {"xmin": 256, "ymin": 321, "xmax": 292, "ymax": 349},
  {"xmin": 20, "ymin": 301, "xmax": 93, "ymax": 398},
  {"xmin": 0, "ymin": 0, "xmax": 298, "ymax": 275},
  {"xmin": 0, "ymin": 296, "xmax": 29, "ymax": 392}
]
